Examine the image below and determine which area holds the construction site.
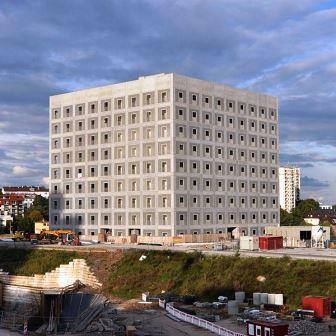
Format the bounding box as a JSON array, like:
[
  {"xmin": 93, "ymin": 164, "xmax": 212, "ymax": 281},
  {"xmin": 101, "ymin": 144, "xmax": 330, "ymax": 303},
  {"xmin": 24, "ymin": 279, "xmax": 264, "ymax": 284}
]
[{"xmin": 1, "ymin": 246, "xmax": 336, "ymax": 335}]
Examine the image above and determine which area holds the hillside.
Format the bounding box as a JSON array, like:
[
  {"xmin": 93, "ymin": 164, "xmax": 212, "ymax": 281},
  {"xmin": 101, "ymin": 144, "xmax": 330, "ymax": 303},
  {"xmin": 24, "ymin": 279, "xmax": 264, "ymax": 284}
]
[
  {"xmin": 0, "ymin": 248, "xmax": 335, "ymax": 308},
  {"xmin": 106, "ymin": 250, "xmax": 336, "ymax": 308},
  {"xmin": 0, "ymin": 248, "xmax": 78, "ymax": 275}
]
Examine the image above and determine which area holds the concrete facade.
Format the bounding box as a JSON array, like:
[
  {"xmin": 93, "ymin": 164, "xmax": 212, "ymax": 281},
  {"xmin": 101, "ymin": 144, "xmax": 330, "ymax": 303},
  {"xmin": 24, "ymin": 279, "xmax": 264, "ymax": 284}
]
[
  {"xmin": 279, "ymin": 166, "xmax": 300, "ymax": 213},
  {"xmin": 49, "ymin": 73, "xmax": 279, "ymax": 237}
]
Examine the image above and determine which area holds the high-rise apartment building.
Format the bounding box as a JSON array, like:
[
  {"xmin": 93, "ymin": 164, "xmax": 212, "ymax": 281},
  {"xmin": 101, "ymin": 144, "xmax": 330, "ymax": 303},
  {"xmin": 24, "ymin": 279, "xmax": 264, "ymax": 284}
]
[
  {"xmin": 49, "ymin": 73, "xmax": 279, "ymax": 237},
  {"xmin": 279, "ymin": 167, "xmax": 300, "ymax": 213}
]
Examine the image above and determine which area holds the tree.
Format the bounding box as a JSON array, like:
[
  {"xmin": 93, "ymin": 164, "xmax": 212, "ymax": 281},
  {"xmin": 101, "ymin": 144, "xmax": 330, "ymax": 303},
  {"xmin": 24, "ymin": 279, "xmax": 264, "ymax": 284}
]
[
  {"xmin": 280, "ymin": 199, "xmax": 319, "ymax": 226},
  {"xmin": 16, "ymin": 216, "xmax": 34, "ymax": 233},
  {"xmin": 292, "ymin": 199, "xmax": 319, "ymax": 218},
  {"xmin": 322, "ymin": 219, "xmax": 331, "ymax": 227},
  {"xmin": 11, "ymin": 195, "xmax": 49, "ymax": 234},
  {"xmin": 27, "ymin": 209, "xmax": 43, "ymax": 222},
  {"xmin": 31, "ymin": 195, "xmax": 49, "ymax": 220},
  {"xmin": 280, "ymin": 208, "xmax": 290, "ymax": 226}
]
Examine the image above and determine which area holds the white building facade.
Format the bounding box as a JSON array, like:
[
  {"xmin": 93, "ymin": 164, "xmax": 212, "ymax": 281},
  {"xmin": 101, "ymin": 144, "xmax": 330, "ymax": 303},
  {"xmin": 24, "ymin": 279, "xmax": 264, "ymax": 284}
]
[
  {"xmin": 279, "ymin": 167, "xmax": 300, "ymax": 213},
  {"xmin": 49, "ymin": 73, "xmax": 279, "ymax": 237}
]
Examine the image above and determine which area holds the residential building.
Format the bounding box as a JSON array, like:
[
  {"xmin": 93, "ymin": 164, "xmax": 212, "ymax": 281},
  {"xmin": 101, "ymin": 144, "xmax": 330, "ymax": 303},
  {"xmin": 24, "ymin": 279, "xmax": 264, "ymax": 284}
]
[
  {"xmin": 2, "ymin": 186, "xmax": 49, "ymax": 198},
  {"xmin": 304, "ymin": 209, "xmax": 336, "ymax": 226},
  {"xmin": 320, "ymin": 203, "xmax": 332, "ymax": 210},
  {"xmin": 0, "ymin": 194, "xmax": 25, "ymax": 226},
  {"xmin": 49, "ymin": 73, "xmax": 279, "ymax": 237},
  {"xmin": 2, "ymin": 186, "xmax": 49, "ymax": 209},
  {"xmin": 279, "ymin": 166, "xmax": 300, "ymax": 213}
]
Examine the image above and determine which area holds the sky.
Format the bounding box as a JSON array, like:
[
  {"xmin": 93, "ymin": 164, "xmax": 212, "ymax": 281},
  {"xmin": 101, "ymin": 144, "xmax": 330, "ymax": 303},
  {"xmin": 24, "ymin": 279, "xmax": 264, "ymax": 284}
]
[{"xmin": 0, "ymin": 0, "xmax": 335, "ymax": 203}]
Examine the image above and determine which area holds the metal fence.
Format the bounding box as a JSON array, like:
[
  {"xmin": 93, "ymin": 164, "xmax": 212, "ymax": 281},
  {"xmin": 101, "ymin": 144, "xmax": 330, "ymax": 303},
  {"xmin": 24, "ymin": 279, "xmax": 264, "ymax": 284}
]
[{"xmin": 165, "ymin": 302, "xmax": 245, "ymax": 336}]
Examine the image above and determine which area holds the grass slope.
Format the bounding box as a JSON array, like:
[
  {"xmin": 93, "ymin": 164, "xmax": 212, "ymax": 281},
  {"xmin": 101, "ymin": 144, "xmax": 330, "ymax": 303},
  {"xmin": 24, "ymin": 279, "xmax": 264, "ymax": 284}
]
[
  {"xmin": 1, "ymin": 248, "xmax": 335, "ymax": 308},
  {"xmin": 107, "ymin": 250, "xmax": 336, "ymax": 308},
  {"xmin": 0, "ymin": 248, "xmax": 78, "ymax": 276}
]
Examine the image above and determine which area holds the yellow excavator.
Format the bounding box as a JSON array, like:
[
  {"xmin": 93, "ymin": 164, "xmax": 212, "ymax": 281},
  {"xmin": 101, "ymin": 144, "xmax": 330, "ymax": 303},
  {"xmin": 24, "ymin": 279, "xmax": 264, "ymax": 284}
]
[{"xmin": 31, "ymin": 229, "xmax": 79, "ymax": 245}]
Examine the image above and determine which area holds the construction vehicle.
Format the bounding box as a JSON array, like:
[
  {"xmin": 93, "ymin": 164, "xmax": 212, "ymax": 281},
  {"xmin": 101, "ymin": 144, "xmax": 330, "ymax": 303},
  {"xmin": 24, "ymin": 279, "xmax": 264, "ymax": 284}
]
[
  {"xmin": 0, "ymin": 231, "xmax": 28, "ymax": 242},
  {"xmin": 31, "ymin": 229, "xmax": 80, "ymax": 245},
  {"xmin": 14, "ymin": 231, "xmax": 28, "ymax": 241},
  {"xmin": 40, "ymin": 229, "xmax": 74, "ymax": 244}
]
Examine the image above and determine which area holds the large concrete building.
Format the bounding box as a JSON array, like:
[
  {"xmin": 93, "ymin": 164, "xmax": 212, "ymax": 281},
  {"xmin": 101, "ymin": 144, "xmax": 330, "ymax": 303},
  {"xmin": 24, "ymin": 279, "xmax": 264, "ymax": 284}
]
[
  {"xmin": 279, "ymin": 166, "xmax": 300, "ymax": 213},
  {"xmin": 49, "ymin": 73, "xmax": 279, "ymax": 237}
]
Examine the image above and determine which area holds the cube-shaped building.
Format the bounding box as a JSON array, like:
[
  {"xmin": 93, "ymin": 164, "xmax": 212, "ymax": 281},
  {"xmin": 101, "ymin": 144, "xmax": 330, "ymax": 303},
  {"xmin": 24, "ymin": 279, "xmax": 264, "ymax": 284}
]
[{"xmin": 49, "ymin": 73, "xmax": 279, "ymax": 237}]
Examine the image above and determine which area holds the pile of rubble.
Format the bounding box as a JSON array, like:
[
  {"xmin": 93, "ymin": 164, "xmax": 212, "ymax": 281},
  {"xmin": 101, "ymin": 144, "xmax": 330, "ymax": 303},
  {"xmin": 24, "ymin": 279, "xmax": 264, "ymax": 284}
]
[
  {"xmin": 289, "ymin": 320, "xmax": 327, "ymax": 335},
  {"xmin": 86, "ymin": 315, "xmax": 124, "ymax": 334},
  {"xmin": 72, "ymin": 296, "xmax": 125, "ymax": 334}
]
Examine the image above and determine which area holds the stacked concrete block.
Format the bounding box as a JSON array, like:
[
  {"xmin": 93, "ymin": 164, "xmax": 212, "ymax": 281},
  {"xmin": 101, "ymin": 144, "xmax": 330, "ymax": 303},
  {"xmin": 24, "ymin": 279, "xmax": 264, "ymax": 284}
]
[{"xmin": 0, "ymin": 258, "xmax": 101, "ymax": 290}]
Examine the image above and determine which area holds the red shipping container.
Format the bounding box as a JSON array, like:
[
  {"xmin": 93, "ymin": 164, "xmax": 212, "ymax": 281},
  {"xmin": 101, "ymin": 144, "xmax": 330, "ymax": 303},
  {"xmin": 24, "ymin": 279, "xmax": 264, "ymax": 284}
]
[
  {"xmin": 302, "ymin": 296, "xmax": 331, "ymax": 318},
  {"xmin": 259, "ymin": 236, "xmax": 283, "ymax": 250}
]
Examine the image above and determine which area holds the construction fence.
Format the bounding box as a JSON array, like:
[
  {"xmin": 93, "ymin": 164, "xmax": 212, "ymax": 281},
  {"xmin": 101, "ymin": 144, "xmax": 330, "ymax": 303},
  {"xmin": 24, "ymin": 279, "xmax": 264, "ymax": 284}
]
[{"xmin": 102, "ymin": 233, "xmax": 231, "ymax": 246}]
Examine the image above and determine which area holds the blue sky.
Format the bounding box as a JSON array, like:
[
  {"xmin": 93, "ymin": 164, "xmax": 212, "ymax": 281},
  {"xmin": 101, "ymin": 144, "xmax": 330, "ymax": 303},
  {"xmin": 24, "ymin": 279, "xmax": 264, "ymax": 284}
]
[{"xmin": 0, "ymin": 0, "xmax": 335, "ymax": 203}]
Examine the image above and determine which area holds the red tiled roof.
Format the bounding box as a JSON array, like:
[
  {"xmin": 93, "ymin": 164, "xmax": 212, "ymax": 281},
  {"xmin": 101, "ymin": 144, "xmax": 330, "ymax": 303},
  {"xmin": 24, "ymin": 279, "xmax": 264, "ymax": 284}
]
[{"xmin": 0, "ymin": 194, "xmax": 25, "ymax": 206}]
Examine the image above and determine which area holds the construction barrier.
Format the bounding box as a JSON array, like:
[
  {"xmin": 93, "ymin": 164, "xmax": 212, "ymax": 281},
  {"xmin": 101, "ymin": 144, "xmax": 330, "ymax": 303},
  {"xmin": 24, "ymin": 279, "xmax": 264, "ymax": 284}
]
[
  {"xmin": 173, "ymin": 233, "xmax": 230, "ymax": 244},
  {"xmin": 137, "ymin": 236, "xmax": 174, "ymax": 246},
  {"xmin": 165, "ymin": 302, "xmax": 245, "ymax": 336},
  {"xmin": 100, "ymin": 233, "xmax": 231, "ymax": 246},
  {"xmin": 106, "ymin": 235, "xmax": 132, "ymax": 244}
]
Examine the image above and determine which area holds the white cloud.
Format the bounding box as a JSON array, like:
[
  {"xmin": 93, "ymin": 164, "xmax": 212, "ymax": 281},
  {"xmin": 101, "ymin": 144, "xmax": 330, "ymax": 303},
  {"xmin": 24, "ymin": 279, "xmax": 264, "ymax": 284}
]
[
  {"xmin": 42, "ymin": 176, "xmax": 49, "ymax": 186},
  {"xmin": 12, "ymin": 165, "xmax": 38, "ymax": 177}
]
